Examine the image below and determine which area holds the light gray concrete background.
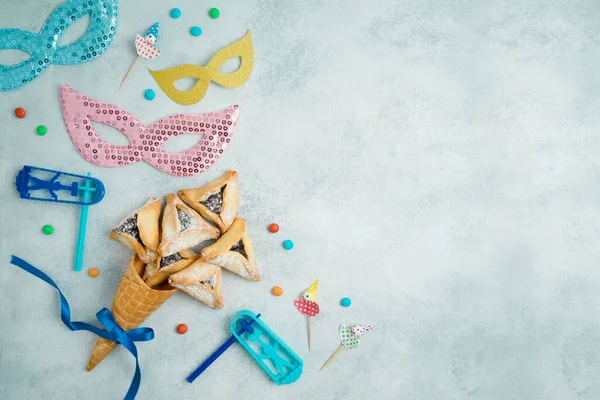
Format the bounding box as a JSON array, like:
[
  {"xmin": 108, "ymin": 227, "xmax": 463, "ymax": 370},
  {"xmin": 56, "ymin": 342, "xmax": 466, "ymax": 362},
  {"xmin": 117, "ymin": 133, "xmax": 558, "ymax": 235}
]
[{"xmin": 1, "ymin": 0, "xmax": 600, "ymax": 399}]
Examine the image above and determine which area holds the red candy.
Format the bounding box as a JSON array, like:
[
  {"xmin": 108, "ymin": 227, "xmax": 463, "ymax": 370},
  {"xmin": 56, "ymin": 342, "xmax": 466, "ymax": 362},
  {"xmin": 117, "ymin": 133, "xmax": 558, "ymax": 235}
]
[
  {"xmin": 268, "ymin": 223, "xmax": 279, "ymax": 233},
  {"xmin": 15, "ymin": 108, "xmax": 26, "ymax": 119},
  {"xmin": 177, "ymin": 324, "xmax": 188, "ymax": 334}
]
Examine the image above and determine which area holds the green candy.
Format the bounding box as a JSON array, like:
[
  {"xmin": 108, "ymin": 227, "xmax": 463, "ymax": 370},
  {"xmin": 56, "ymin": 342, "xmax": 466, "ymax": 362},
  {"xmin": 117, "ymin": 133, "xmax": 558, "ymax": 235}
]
[
  {"xmin": 209, "ymin": 7, "xmax": 220, "ymax": 19},
  {"xmin": 42, "ymin": 225, "xmax": 54, "ymax": 235},
  {"xmin": 36, "ymin": 125, "xmax": 47, "ymax": 136}
]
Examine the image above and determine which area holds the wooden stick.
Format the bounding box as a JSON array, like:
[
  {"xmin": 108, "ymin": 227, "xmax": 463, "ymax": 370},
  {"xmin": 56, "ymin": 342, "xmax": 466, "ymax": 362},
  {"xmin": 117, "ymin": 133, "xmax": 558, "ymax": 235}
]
[
  {"xmin": 307, "ymin": 316, "xmax": 312, "ymax": 351},
  {"xmin": 319, "ymin": 345, "xmax": 344, "ymax": 372},
  {"xmin": 119, "ymin": 56, "xmax": 140, "ymax": 89}
]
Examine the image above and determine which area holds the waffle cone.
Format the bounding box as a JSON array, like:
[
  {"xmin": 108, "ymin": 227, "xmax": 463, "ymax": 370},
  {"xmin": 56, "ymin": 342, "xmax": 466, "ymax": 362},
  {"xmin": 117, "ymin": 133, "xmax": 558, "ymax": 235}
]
[{"xmin": 86, "ymin": 255, "xmax": 177, "ymax": 371}]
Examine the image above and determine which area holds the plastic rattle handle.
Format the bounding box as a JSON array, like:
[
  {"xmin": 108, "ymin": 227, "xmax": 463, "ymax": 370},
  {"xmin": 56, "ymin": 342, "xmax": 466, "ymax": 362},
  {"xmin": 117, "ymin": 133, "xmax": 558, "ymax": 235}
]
[{"xmin": 186, "ymin": 313, "xmax": 261, "ymax": 383}]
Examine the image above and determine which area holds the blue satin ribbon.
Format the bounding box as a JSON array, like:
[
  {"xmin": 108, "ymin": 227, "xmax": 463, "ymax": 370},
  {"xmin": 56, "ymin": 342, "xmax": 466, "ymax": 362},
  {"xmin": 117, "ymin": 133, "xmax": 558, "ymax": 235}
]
[{"xmin": 9, "ymin": 255, "xmax": 153, "ymax": 400}]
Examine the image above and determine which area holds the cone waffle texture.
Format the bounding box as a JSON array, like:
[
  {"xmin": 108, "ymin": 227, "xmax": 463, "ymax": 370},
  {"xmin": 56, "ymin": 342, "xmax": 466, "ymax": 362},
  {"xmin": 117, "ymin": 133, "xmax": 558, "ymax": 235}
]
[{"xmin": 86, "ymin": 256, "xmax": 176, "ymax": 371}]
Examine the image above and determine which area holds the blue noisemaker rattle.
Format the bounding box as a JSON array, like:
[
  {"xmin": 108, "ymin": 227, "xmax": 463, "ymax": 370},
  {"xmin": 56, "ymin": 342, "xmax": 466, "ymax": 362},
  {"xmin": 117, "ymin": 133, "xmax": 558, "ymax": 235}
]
[
  {"xmin": 15, "ymin": 165, "xmax": 105, "ymax": 271},
  {"xmin": 0, "ymin": 0, "xmax": 119, "ymax": 91},
  {"xmin": 187, "ymin": 310, "xmax": 303, "ymax": 385},
  {"xmin": 9, "ymin": 256, "xmax": 152, "ymax": 400}
]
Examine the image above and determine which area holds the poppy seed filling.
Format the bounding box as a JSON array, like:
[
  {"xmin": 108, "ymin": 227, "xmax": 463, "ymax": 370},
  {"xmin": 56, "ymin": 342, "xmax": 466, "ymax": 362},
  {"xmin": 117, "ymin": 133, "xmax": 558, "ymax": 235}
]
[
  {"xmin": 114, "ymin": 215, "xmax": 141, "ymax": 242},
  {"xmin": 160, "ymin": 253, "xmax": 182, "ymax": 269},
  {"xmin": 201, "ymin": 187, "xmax": 225, "ymax": 214},
  {"xmin": 201, "ymin": 275, "xmax": 216, "ymax": 288},
  {"xmin": 177, "ymin": 208, "xmax": 200, "ymax": 231},
  {"xmin": 230, "ymin": 240, "xmax": 247, "ymax": 258}
]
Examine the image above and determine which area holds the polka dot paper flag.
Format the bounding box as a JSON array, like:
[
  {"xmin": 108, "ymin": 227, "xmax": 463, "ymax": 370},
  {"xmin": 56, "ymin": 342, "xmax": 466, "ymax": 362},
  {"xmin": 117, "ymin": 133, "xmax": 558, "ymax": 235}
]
[
  {"xmin": 293, "ymin": 299, "xmax": 320, "ymax": 317},
  {"xmin": 120, "ymin": 22, "xmax": 162, "ymax": 89},
  {"xmin": 135, "ymin": 35, "xmax": 161, "ymax": 59},
  {"xmin": 351, "ymin": 324, "xmax": 375, "ymax": 338},
  {"xmin": 294, "ymin": 280, "xmax": 320, "ymax": 351},
  {"xmin": 319, "ymin": 323, "xmax": 376, "ymax": 372},
  {"xmin": 339, "ymin": 325, "xmax": 360, "ymax": 349}
]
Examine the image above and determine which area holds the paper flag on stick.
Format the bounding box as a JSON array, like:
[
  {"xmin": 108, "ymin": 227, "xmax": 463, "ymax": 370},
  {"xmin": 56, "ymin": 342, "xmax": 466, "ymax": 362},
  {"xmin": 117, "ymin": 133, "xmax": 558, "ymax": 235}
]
[
  {"xmin": 120, "ymin": 22, "xmax": 161, "ymax": 89},
  {"xmin": 293, "ymin": 299, "xmax": 320, "ymax": 317},
  {"xmin": 294, "ymin": 280, "xmax": 320, "ymax": 351},
  {"xmin": 320, "ymin": 324, "xmax": 375, "ymax": 371},
  {"xmin": 135, "ymin": 23, "xmax": 161, "ymax": 59},
  {"xmin": 302, "ymin": 279, "xmax": 319, "ymax": 301},
  {"xmin": 351, "ymin": 324, "xmax": 375, "ymax": 338},
  {"xmin": 341, "ymin": 324, "xmax": 374, "ymax": 349},
  {"xmin": 149, "ymin": 30, "xmax": 254, "ymax": 105},
  {"xmin": 293, "ymin": 279, "xmax": 320, "ymax": 317}
]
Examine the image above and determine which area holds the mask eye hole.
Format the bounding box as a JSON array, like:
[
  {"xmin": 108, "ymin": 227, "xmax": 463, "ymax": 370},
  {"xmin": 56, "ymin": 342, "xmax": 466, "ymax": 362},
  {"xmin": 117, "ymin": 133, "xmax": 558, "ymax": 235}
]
[
  {"xmin": 57, "ymin": 13, "xmax": 90, "ymax": 46},
  {"xmin": 0, "ymin": 49, "xmax": 31, "ymax": 66},
  {"xmin": 161, "ymin": 132, "xmax": 204, "ymax": 153},
  {"xmin": 92, "ymin": 122, "xmax": 131, "ymax": 146},
  {"xmin": 174, "ymin": 77, "xmax": 199, "ymax": 92},
  {"xmin": 218, "ymin": 57, "xmax": 241, "ymax": 73}
]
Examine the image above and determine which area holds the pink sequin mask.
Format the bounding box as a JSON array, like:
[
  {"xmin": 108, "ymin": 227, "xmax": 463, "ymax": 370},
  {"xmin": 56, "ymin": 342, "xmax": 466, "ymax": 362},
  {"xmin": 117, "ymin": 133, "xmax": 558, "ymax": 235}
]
[{"xmin": 60, "ymin": 84, "xmax": 239, "ymax": 176}]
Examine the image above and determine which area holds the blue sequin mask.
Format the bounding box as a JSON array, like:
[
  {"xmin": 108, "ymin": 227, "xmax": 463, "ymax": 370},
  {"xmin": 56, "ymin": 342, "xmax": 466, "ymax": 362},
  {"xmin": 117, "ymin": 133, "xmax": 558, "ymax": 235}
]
[{"xmin": 0, "ymin": 0, "xmax": 118, "ymax": 91}]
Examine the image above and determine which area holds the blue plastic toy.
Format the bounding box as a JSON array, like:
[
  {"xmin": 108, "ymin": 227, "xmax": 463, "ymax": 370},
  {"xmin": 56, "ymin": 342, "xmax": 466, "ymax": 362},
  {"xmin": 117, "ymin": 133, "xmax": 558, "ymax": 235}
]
[
  {"xmin": 16, "ymin": 166, "xmax": 105, "ymax": 271},
  {"xmin": 16, "ymin": 165, "xmax": 104, "ymax": 205},
  {"xmin": 187, "ymin": 310, "xmax": 303, "ymax": 385}
]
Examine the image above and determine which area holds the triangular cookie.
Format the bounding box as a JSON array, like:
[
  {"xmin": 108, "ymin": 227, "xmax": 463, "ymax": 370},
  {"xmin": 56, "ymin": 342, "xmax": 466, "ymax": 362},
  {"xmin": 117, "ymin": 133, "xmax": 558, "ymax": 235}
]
[
  {"xmin": 169, "ymin": 261, "xmax": 224, "ymax": 309},
  {"xmin": 109, "ymin": 197, "xmax": 161, "ymax": 262},
  {"xmin": 200, "ymin": 217, "xmax": 259, "ymax": 281},
  {"xmin": 179, "ymin": 170, "xmax": 238, "ymax": 233},
  {"xmin": 143, "ymin": 252, "xmax": 197, "ymax": 288},
  {"xmin": 158, "ymin": 194, "xmax": 220, "ymax": 257}
]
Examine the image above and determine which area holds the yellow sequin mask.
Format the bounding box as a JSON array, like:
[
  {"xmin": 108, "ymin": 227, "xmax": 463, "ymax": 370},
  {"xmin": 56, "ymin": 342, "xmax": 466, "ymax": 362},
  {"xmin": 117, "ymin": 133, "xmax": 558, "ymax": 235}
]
[{"xmin": 149, "ymin": 30, "xmax": 254, "ymax": 105}]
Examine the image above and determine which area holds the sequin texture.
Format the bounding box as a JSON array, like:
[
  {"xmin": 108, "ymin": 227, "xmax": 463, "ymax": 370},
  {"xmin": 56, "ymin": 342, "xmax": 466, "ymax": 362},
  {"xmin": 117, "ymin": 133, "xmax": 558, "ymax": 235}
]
[
  {"xmin": 0, "ymin": 0, "xmax": 119, "ymax": 91},
  {"xmin": 60, "ymin": 84, "xmax": 240, "ymax": 176}
]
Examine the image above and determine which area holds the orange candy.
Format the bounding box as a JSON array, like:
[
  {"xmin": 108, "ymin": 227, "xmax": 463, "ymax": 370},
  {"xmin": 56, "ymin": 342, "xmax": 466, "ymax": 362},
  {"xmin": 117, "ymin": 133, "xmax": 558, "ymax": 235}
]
[
  {"xmin": 177, "ymin": 324, "xmax": 188, "ymax": 334},
  {"xmin": 268, "ymin": 223, "xmax": 279, "ymax": 233},
  {"xmin": 14, "ymin": 107, "xmax": 26, "ymax": 119},
  {"xmin": 88, "ymin": 268, "xmax": 99, "ymax": 278},
  {"xmin": 271, "ymin": 286, "xmax": 283, "ymax": 296}
]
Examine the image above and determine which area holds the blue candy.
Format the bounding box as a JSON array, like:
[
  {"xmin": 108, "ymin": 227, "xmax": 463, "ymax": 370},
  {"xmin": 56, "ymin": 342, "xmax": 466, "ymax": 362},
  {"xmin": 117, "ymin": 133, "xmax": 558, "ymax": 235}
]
[
  {"xmin": 190, "ymin": 26, "xmax": 202, "ymax": 37},
  {"xmin": 340, "ymin": 297, "xmax": 352, "ymax": 307},
  {"xmin": 283, "ymin": 240, "xmax": 294, "ymax": 250},
  {"xmin": 144, "ymin": 89, "xmax": 156, "ymax": 100},
  {"xmin": 170, "ymin": 8, "xmax": 181, "ymax": 18}
]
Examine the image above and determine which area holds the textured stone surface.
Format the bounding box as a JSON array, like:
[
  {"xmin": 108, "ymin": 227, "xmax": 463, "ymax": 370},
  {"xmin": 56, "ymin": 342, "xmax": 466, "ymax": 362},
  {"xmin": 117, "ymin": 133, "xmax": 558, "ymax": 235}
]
[{"xmin": 1, "ymin": 0, "xmax": 600, "ymax": 399}]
